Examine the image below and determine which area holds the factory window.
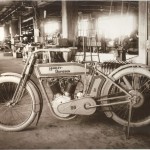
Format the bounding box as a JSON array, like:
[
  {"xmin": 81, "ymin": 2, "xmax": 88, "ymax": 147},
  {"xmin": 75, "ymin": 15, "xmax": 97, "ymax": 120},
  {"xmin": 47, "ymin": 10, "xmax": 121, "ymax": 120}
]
[
  {"xmin": 44, "ymin": 21, "xmax": 60, "ymax": 35},
  {"xmin": 78, "ymin": 19, "xmax": 89, "ymax": 36},
  {"xmin": 97, "ymin": 15, "xmax": 135, "ymax": 39}
]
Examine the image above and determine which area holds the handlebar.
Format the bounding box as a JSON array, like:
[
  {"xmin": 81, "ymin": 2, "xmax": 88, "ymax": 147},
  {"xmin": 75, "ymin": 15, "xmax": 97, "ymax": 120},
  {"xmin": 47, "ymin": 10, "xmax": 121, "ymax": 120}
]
[{"xmin": 32, "ymin": 48, "xmax": 72, "ymax": 54}]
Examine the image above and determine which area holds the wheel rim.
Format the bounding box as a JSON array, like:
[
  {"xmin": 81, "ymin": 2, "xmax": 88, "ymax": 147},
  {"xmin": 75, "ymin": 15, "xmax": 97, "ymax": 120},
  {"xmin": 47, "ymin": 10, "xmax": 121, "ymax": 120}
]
[
  {"xmin": 107, "ymin": 71, "xmax": 150, "ymax": 126},
  {"xmin": 0, "ymin": 82, "xmax": 33, "ymax": 127}
]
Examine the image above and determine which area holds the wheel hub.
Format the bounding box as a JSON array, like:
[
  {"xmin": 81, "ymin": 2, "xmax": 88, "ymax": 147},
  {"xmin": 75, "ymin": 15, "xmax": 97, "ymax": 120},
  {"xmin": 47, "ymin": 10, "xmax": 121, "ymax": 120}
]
[
  {"xmin": 129, "ymin": 90, "xmax": 144, "ymax": 108},
  {"xmin": 5, "ymin": 100, "xmax": 16, "ymax": 107}
]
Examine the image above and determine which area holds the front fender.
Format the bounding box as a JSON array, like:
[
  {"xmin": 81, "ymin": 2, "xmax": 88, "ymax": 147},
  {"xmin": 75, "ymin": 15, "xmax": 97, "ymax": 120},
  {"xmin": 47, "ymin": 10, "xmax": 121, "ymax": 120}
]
[
  {"xmin": 1, "ymin": 72, "xmax": 22, "ymax": 78},
  {"xmin": 1, "ymin": 72, "xmax": 43, "ymax": 113},
  {"xmin": 1, "ymin": 72, "xmax": 43, "ymax": 125}
]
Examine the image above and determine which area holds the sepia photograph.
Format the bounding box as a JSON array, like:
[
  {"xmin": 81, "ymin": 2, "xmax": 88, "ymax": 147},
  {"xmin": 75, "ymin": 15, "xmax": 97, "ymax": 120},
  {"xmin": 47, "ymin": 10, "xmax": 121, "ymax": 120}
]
[{"xmin": 0, "ymin": 0, "xmax": 149, "ymax": 149}]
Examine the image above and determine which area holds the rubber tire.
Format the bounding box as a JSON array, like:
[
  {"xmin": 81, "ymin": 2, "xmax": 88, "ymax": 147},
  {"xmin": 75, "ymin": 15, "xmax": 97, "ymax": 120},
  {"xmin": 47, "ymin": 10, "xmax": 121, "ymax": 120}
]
[
  {"xmin": 0, "ymin": 76, "xmax": 38, "ymax": 131},
  {"xmin": 101, "ymin": 67, "xmax": 150, "ymax": 127}
]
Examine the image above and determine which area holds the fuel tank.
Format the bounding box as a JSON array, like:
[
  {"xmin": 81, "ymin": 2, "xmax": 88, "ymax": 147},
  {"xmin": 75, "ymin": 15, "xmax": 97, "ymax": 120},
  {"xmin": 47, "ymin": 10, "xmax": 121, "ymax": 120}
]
[{"xmin": 34, "ymin": 62, "xmax": 90, "ymax": 78}]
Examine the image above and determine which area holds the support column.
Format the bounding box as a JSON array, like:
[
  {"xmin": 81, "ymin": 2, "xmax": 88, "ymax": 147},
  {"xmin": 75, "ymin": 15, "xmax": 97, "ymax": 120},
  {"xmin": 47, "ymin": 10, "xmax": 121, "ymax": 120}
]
[
  {"xmin": 148, "ymin": 2, "xmax": 150, "ymax": 36},
  {"xmin": 11, "ymin": 19, "xmax": 19, "ymax": 37},
  {"xmin": 39, "ymin": 20, "xmax": 45, "ymax": 44},
  {"xmin": 18, "ymin": 16, "xmax": 22, "ymax": 41},
  {"xmin": 33, "ymin": 2, "xmax": 39, "ymax": 43},
  {"xmin": 62, "ymin": 0, "xmax": 68, "ymax": 38},
  {"xmin": 38, "ymin": 9, "xmax": 45, "ymax": 45},
  {"xmin": 4, "ymin": 23, "xmax": 10, "ymax": 36},
  {"xmin": 33, "ymin": 18, "xmax": 39, "ymax": 43},
  {"xmin": 10, "ymin": 19, "xmax": 19, "ymax": 52},
  {"xmin": 67, "ymin": 1, "xmax": 78, "ymax": 44},
  {"xmin": 147, "ymin": 1, "xmax": 150, "ymax": 65},
  {"xmin": 133, "ymin": 1, "xmax": 147, "ymax": 64}
]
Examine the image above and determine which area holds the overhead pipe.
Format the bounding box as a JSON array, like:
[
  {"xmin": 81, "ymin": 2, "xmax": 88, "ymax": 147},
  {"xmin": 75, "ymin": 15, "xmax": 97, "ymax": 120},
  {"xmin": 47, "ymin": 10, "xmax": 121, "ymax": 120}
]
[
  {"xmin": 22, "ymin": 17, "xmax": 33, "ymax": 23},
  {"xmin": 0, "ymin": 3, "xmax": 24, "ymax": 22}
]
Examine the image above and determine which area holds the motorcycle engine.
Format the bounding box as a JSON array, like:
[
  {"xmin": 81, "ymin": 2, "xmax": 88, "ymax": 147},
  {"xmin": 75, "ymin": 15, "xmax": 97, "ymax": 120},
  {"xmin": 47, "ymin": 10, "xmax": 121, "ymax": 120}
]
[{"xmin": 49, "ymin": 78, "xmax": 80, "ymax": 118}]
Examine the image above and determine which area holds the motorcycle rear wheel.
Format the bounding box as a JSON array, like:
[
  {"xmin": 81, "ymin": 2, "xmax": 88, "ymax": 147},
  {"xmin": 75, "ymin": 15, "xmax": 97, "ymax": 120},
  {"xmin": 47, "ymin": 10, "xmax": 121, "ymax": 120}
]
[
  {"xmin": 0, "ymin": 76, "xmax": 37, "ymax": 131},
  {"xmin": 101, "ymin": 67, "xmax": 150, "ymax": 127}
]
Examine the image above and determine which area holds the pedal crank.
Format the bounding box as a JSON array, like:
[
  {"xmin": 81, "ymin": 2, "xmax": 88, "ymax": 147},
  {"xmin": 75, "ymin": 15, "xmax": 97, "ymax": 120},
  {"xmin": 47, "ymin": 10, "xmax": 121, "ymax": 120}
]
[{"xmin": 57, "ymin": 97, "xmax": 96, "ymax": 115}]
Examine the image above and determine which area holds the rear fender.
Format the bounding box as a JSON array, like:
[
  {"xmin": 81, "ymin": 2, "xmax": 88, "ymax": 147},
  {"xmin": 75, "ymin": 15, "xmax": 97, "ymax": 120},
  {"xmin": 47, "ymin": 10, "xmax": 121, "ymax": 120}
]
[{"xmin": 108, "ymin": 63, "xmax": 149, "ymax": 78}]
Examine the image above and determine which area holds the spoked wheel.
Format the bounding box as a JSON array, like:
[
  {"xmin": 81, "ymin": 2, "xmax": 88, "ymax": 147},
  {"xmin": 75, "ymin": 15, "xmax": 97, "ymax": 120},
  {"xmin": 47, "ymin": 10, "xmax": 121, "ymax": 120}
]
[
  {"xmin": 101, "ymin": 67, "xmax": 150, "ymax": 127},
  {"xmin": 0, "ymin": 76, "xmax": 38, "ymax": 131}
]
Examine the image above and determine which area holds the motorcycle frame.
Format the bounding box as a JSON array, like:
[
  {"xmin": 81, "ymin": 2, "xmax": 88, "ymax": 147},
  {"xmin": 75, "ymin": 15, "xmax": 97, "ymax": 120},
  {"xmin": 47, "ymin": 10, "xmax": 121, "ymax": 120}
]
[{"xmin": 12, "ymin": 49, "xmax": 132, "ymax": 137}]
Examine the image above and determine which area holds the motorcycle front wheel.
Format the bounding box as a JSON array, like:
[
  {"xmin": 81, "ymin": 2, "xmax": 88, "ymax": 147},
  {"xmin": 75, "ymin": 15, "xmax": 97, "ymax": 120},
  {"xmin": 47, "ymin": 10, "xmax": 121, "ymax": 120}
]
[{"xmin": 0, "ymin": 76, "xmax": 38, "ymax": 131}]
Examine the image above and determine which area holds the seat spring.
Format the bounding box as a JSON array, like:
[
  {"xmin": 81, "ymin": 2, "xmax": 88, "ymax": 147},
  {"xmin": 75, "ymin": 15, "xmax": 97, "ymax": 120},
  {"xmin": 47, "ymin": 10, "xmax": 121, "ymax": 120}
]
[{"xmin": 98, "ymin": 60, "xmax": 130, "ymax": 75}]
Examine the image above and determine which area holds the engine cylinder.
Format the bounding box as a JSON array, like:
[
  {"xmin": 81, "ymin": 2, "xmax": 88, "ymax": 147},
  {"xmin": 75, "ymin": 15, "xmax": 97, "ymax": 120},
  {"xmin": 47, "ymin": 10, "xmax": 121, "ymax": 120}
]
[
  {"xmin": 64, "ymin": 79, "xmax": 77, "ymax": 96},
  {"xmin": 49, "ymin": 81, "xmax": 62, "ymax": 95}
]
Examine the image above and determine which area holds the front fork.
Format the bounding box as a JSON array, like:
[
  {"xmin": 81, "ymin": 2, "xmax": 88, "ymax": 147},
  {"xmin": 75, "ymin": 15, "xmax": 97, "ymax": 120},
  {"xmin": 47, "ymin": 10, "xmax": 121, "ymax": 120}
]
[{"xmin": 11, "ymin": 53, "xmax": 35, "ymax": 104}]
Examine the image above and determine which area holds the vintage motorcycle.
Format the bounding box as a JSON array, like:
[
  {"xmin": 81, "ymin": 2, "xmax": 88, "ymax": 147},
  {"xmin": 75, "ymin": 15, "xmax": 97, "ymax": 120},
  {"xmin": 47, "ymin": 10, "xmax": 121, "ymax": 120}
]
[{"xmin": 0, "ymin": 48, "xmax": 150, "ymax": 137}]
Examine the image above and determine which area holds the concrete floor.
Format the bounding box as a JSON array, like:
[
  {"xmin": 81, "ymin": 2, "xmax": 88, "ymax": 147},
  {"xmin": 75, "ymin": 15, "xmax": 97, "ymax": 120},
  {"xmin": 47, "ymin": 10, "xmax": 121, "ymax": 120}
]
[{"xmin": 0, "ymin": 52, "xmax": 150, "ymax": 149}]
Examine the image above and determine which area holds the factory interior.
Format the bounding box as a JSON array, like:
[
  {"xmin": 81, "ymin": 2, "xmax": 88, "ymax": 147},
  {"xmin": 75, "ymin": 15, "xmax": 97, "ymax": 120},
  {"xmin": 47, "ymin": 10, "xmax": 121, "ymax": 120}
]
[{"xmin": 0, "ymin": 0, "xmax": 150, "ymax": 149}]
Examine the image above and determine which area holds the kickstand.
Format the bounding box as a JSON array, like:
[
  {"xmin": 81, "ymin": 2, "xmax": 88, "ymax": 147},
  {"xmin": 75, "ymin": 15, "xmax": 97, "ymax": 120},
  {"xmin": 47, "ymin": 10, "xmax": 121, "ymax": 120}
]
[{"xmin": 126, "ymin": 100, "xmax": 132, "ymax": 139}]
